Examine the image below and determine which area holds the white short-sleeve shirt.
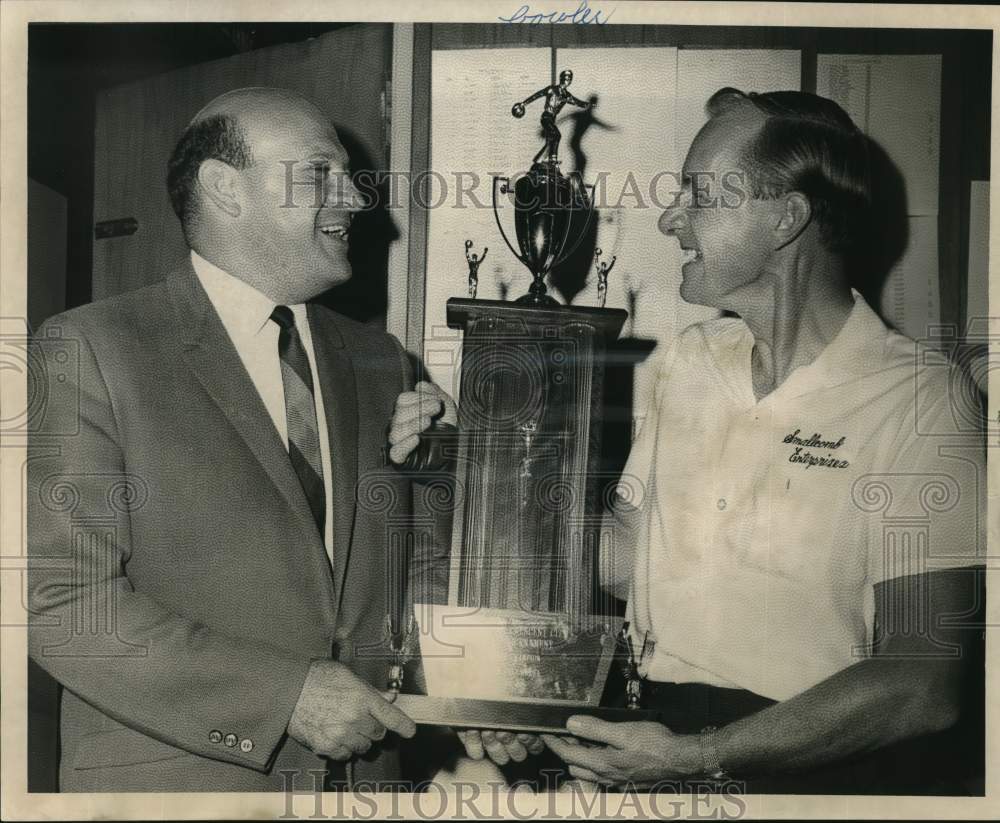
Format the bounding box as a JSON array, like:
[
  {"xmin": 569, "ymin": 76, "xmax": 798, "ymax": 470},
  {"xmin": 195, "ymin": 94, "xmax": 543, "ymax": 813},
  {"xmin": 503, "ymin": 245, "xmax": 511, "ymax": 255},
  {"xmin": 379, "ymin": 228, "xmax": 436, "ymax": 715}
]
[{"xmin": 621, "ymin": 291, "xmax": 985, "ymax": 701}]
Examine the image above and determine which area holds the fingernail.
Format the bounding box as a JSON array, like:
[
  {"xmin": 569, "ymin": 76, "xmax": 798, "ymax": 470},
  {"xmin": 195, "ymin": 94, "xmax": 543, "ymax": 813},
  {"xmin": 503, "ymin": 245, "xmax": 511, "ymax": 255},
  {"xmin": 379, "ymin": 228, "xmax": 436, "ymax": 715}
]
[{"xmin": 566, "ymin": 717, "xmax": 583, "ymax": 732}]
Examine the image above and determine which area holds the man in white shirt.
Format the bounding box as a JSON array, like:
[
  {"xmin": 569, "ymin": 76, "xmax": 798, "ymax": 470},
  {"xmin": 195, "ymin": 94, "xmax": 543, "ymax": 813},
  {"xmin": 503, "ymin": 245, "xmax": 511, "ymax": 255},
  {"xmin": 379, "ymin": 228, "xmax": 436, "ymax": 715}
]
[
  {"xmin": 543, "ymin": 88, "xmax": 985, "ymax": 793},
  {"xmin": 28, "ymin": 87, "xmax": 454, "ymax": 791}
]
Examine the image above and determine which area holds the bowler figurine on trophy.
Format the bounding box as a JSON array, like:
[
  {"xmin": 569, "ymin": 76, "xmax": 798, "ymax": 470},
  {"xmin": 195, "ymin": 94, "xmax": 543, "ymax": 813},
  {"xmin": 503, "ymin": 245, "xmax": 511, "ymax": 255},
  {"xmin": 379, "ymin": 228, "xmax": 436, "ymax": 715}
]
[
  {"xmin": 465, "ymin": 240, "xmax": 487, "ymax": 300},
  {"xmin": 392, "ymin": 71, "xmax": 654, "ymax": 732},
  {"xmin": 512, "ymin": 69, "xmax": 594, "ymax": 166},
  {"xmin": 594, "ymin": 247, "xmax": 616, "ymax": 309},
  {"xmin": 494, "ymin": 71, "xmax": 597, "ymax": 306}
]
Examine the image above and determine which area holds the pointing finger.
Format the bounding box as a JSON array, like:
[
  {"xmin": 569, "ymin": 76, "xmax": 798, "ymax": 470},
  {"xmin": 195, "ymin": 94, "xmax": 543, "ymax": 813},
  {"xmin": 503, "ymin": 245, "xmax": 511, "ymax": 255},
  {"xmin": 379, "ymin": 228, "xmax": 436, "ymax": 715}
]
[
  {"xmin": 368, "ymin": 694, "xmax": 417, "ymax": 739},
  {"xmin": 570, "ymin": 765, "xmax": 613, "ymax": 786},
  {"xmin": 565, "ymin": 715, "xmax": 627, "ymax": 747},
  {"xmin": 543, "ymin": 734, "xmax": 614, "ymax": 772}
]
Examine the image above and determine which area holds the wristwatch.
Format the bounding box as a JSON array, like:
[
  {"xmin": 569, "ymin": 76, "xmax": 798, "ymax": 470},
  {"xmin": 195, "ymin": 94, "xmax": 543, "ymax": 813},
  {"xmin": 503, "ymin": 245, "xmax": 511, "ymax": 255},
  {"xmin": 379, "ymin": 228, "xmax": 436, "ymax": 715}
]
[{"xmin": 699, "ymin": 725, "xmax": 728, "ymax": 781}]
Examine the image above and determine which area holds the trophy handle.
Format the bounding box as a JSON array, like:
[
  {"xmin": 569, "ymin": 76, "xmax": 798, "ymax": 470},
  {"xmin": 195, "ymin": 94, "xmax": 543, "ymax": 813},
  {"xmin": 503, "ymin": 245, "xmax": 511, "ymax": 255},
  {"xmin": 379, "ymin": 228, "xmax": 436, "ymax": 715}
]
[
  {"xmin": 552, "ymin": 180, "xmax": 597, "ymax": 270},
  {"xmin": 492, "ymin": 176, "xmax": 529, "ymax": 267}
]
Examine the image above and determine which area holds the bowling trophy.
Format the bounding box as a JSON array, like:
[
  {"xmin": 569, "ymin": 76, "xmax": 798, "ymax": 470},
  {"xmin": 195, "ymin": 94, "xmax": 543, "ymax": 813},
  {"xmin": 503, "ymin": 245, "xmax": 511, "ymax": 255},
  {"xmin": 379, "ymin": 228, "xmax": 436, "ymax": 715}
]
[{"xmin": 391, "ymin": 71, "xmax": 654, "ymax": 732}]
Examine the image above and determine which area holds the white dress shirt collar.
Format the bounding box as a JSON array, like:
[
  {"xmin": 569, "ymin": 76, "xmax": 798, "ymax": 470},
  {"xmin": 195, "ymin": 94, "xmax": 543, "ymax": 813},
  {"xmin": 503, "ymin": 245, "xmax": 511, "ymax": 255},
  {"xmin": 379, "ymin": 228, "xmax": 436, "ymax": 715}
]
[{"xmin": 190, "ymin": 250, "xmax": 311, "ymax": 338}]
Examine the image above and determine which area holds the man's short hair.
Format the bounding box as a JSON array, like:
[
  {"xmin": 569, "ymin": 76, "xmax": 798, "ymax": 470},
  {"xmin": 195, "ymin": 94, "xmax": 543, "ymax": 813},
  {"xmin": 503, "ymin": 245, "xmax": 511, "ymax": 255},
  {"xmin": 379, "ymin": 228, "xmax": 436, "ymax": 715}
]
[
  {"xmin": 166, "ymin": 114, "xmax": 253, "ymax": 228},
  {"xmin": 706, "ymin": 87, "xmax": 871, "ymax": 254}
]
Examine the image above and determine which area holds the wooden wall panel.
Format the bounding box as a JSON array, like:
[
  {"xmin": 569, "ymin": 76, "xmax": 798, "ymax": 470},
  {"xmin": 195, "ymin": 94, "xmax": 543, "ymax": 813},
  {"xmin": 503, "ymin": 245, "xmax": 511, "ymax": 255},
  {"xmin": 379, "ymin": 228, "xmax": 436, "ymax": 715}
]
[{"xmin": 93, "ymin": 24, "xmax": 391, "ymax": 302}]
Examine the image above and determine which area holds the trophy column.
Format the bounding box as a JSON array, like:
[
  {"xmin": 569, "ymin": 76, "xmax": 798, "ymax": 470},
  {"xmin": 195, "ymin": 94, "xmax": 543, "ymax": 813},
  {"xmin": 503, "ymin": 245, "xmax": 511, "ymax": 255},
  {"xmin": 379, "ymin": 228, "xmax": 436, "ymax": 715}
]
[
  {"xmin": 446, "ymin": 299, "xmax": 627, "ymax": 627},
  {"xmin": 393, "ymin": 298, "xmax": 658, "ymax": 731}
]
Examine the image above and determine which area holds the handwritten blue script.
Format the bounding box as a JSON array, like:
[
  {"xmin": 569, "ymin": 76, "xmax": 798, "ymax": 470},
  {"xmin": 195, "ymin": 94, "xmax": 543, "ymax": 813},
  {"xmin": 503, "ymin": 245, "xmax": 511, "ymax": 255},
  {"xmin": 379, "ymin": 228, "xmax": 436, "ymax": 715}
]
[{"xmin": 499, "ymin": 0, "xmax": 615, "ymax": 24}]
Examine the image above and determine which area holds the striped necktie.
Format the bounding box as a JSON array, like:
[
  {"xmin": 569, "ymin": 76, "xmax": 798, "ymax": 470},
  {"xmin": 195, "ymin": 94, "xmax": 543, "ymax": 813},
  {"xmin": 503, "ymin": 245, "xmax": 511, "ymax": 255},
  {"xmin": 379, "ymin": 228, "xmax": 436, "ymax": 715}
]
[{"xmin": 270, "ymin": 305, "xmax": 325, "ymax": 536}]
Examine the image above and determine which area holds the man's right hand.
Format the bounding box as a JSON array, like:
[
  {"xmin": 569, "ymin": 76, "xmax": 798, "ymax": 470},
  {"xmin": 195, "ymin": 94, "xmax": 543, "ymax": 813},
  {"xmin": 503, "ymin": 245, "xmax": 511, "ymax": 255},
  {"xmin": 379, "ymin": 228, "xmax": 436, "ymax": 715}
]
[{"xmin": 288, "ymin": 659, "xmax": 416, "ymax": 760}]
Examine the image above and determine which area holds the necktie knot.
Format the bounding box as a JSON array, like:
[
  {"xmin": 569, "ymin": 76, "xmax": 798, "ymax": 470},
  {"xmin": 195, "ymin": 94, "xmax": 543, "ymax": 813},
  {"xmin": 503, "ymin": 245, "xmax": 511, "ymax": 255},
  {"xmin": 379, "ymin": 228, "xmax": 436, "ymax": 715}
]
[{"xmin": 270, "ymin": 305, "xmax": 295, "ymax": 331}]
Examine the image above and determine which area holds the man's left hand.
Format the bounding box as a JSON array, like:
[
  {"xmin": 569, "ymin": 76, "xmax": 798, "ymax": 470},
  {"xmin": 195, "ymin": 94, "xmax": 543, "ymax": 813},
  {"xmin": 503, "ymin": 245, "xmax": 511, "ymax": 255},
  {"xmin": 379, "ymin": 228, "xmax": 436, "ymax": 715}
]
[
  {"xmin": 542, "ymin": 718, "xmax": 702, "ymax": 788},
  {"xmin": 389, "ymin": 381, "xmax": 458, "ymax": 464}
]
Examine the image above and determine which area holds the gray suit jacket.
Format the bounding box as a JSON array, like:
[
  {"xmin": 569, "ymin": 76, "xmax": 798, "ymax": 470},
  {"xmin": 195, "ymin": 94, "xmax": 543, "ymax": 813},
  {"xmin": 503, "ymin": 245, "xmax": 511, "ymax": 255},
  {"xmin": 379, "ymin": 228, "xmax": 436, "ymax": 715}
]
[{"xmin": 27, "ymin": 260, "xmax": 446, "ymax": 791}]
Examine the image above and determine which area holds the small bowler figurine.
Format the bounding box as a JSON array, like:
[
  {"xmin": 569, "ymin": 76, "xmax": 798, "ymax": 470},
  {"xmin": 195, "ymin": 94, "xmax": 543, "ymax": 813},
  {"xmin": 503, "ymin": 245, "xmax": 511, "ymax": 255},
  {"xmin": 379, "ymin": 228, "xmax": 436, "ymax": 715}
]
[
  {"xmin": 465, "ymin": 239, "xmax": 488, "ymax": 299},
  {"xmin": 594, "ymin": 247, "xmax": 617, "ymax": 308},
  {"xmin": 511, "ymin": 69, "xmax": 594, "ymax": 167}
]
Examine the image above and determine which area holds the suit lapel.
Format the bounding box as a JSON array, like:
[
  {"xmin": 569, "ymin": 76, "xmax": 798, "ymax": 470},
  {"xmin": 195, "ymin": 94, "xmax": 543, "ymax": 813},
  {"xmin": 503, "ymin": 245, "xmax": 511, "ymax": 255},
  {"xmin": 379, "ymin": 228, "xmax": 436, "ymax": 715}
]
[
  {"xmin": 166, "ymin": 261, "xmax": 338, "ymax": 626},
  {"xmin": 308, "ymin": 303, "xmax": 359, "ymax": 615}
]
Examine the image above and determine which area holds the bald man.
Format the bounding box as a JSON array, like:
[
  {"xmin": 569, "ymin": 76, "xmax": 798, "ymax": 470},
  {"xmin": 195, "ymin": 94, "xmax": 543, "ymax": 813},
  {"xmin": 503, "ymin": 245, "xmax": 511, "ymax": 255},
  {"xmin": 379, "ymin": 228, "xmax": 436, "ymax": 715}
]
[{"xmin": 27, "ymin": 88, "xmax": 454, "ymax": 792}]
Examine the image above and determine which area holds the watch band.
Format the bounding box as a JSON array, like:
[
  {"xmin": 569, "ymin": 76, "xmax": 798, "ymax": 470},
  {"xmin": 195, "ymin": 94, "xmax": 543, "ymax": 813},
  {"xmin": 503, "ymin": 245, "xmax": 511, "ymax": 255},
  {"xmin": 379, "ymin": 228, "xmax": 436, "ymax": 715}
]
[{"xmin": 699, "ymin": 725, "xmax": 728, "ymax": 781}]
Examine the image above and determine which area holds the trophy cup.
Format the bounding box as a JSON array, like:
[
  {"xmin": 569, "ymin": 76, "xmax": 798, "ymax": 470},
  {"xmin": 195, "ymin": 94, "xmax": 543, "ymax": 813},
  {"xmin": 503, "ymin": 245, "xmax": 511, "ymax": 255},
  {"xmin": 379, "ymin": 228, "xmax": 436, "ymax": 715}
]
[
  {"xmin": 491, "ymin": 168, "xmax": 592, "ymax": 305},
  {"xmin": 392, "ymin": 72, "xmax": 654, "ymax": 732}
]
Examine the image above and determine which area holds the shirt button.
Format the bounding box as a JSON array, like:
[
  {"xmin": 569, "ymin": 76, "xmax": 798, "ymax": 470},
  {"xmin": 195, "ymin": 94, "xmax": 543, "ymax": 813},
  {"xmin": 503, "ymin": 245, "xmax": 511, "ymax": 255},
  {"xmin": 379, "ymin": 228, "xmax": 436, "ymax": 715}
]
[
  {"xmin": 224, "ymin": 733, "xmax": 238, "ymax": 748},
  {"xmin": 209, "ymin": 730, "xmax": 222, "ymax": 744},
  {"xmin": 717, "ymin": 498, "xmax": 727, "ymax": 511},
  {"xmin": 240, "ymin": 738, "xmax": 254, "ymax": 753}
]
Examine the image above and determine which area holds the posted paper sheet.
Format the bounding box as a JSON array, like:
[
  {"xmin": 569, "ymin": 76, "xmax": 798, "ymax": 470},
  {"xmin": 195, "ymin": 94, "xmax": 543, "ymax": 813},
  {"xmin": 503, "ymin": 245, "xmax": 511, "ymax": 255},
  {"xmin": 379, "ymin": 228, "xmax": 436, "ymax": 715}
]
[
  {"xmin": 881, "ymin": 216, "xmax": 940, "ymax": 342},
  {"xmin": 424, "ymin": 48, "xmax": 551, "ymax": 397},
  {"xmin": 817, "ymin": 54, "xmax": 942, "ymax": 216}
]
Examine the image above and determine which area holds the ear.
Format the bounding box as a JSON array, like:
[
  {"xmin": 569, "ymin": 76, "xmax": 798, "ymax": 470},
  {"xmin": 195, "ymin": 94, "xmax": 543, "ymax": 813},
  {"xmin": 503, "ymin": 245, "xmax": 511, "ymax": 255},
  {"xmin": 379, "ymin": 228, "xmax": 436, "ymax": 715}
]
[
  {"xmin": 773, "ymin": 191, "xmax": 811, "ymax": 250},
  {"xmin": 196, "ymin": 159, "xmax": 242, "ymax": 219}
]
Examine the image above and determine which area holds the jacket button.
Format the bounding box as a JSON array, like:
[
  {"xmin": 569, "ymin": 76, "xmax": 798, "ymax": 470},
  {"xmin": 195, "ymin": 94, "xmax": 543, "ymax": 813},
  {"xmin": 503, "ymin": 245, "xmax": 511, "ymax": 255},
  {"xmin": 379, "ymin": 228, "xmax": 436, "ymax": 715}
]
[
  {"xmin": 240, "ymin": 738, "xmax": 254, "ymax": 753},
  {"xmin": 224, "ymin": 733, "xmax": 238, "ymax": 747},
  {"xmin": 209, "ymin": 730, "xmax": 222, "ymax": 744}
]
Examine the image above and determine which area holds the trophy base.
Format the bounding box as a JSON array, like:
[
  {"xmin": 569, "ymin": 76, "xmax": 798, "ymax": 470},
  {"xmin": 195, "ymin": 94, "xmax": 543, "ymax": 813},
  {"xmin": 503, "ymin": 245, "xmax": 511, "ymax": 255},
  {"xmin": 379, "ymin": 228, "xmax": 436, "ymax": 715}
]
[{"xmin": 393, "ymin": 694, "xmax": 659, "ymax": 734}]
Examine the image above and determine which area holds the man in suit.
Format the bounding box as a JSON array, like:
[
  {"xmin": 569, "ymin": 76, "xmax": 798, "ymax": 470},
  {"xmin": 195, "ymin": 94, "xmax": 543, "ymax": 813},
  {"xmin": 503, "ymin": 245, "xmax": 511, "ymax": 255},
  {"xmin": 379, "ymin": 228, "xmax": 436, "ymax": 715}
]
[{"xmin": 27, "ymin": 87, "xmax": 454, "ymax": 792}]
